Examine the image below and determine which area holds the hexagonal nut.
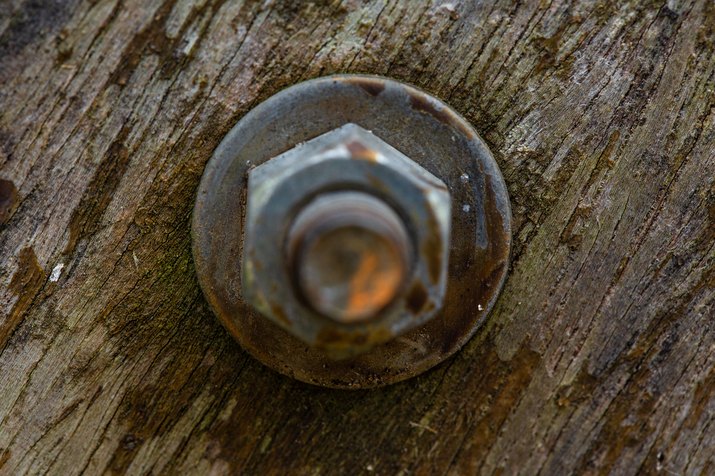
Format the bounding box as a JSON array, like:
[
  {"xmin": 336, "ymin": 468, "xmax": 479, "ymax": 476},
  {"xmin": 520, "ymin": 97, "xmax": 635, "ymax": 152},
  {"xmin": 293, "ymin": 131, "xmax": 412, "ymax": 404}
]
[{"xmin": 242, "ymin": 123, "xmax": 451, "ymax": 357}]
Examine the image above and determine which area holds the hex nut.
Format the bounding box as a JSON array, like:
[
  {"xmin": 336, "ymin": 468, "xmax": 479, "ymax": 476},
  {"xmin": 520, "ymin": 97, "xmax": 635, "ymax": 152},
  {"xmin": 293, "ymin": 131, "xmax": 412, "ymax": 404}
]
[{"xmin": 242, "ymin": 123, "xmax": 451, "ymax": 356}]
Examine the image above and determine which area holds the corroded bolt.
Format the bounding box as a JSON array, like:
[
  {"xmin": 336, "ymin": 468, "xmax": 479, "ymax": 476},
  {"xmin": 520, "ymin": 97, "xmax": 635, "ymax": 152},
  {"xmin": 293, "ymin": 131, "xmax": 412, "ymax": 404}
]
[
  {"xmin": 194, "ymin": 74, "xmax": 513, "ymax": 386},
  {"xmin": 241, "ymin": 123, "xmax": 451, "ymax": 356},
  {"xmin": 285, "ymin": 191, "xmax": 413, "ymax": 324}
]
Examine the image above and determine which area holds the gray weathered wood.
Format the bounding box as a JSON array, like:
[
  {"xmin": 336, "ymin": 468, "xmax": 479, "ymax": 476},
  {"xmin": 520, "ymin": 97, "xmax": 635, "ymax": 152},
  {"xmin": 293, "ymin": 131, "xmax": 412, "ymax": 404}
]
[{"xmin": 1, "ymin": 0, "xmax": 713, "ymax": 474}]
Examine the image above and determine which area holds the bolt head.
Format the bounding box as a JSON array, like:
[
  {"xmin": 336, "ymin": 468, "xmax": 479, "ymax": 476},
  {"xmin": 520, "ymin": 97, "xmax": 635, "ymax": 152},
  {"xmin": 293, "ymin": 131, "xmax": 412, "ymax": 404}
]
[{"xmin": 242, "ymin": 123, "xmax": 451, "ymax": 356}]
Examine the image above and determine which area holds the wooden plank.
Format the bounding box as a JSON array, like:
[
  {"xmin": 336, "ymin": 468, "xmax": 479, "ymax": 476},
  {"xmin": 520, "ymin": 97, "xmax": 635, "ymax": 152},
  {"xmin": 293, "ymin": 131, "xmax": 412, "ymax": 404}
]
[{"xmin": 0, "ymin": 0, "xmax": 713, "ymax": 474}]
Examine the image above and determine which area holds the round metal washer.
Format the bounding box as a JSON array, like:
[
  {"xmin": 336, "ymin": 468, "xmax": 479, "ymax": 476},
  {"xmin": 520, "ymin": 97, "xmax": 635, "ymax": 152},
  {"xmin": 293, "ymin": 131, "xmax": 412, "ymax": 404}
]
[{"xmin": 192, "ymin": 74, "xmax": 512, "ymax": 389}]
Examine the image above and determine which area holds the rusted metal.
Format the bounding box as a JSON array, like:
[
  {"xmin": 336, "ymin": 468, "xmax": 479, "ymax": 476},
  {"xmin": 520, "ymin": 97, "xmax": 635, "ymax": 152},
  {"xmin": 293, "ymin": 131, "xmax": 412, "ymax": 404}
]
[
  {"xmin": 192, "ymin": 74, "xmax": 512, "ymax": 388},
  {"xmin": 240, "ymin": 123, "xmax": 451, "ymax": 356},
  {"xmin": 285, "ymin": 191, "xmax": 412, "ymax": 325}
]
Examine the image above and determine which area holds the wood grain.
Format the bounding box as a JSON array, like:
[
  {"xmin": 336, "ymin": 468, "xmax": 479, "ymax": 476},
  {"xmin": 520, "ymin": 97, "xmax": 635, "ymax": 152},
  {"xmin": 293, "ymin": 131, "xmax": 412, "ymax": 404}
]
[{"xmin": 1, "ymin": 0, "xmax": 713, "ymax": 474}]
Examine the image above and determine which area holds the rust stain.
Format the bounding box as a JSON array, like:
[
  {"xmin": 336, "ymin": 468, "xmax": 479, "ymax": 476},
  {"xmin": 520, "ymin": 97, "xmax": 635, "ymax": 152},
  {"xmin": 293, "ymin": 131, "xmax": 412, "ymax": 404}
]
[
  {"xmin": 346, "ymin": 140, "xmax": 378, "ymax": 162},
  {"xmin": 409, "ymin": 92, "xmax": 475, "ymax": 139},
  {"xmin": 315, "ymin": 326, "xmax": 393, "ymax": 356},
  {"xmin": 0, "ymin": 178, "xmax": 19, "ymax": 225},
  {"xmin": 0, "ymin": 450, "xmax": 10, "ymax": 469},
  {"xmin": 453, "ymin": 342, "xmax": 542, "ymax": 468},
  {"xmin": 555, "ymin": 365, "xmax": 600, "ymax": 408},
  {"xmin": 533, "ymin": 20, "xmax": 573, "ymax": 76},
  {"xmin": 575, "ymin": 362, "xmax": 656, "ymax": 473},
  {"xmin": 422, "ymin": 212, "xmax": 443, "ymax": 284},
  {"xmin": 683, "ymin": 365, "xmax": 715, "ymax": 430},
  {"xmin": 346, "ymin": 251, "xmax": 401, "ymax": 318},
  {"xmin": 405, "ymin": 282, "xmax": 428, "ymax": 314},
  {"xmin": 270, "ymin": 303, "xmax": 290, "ymax": 325},
  {"xmin": 344, "ymin": 76, "xmax": 385, "ymax": 96},
  {"xmin": 2, "ymin": 247, "xmax": 46, "ymax": 350},
  {"xmin": 317, "ymin": 328, "xmax": 367, "ymax": 346}
]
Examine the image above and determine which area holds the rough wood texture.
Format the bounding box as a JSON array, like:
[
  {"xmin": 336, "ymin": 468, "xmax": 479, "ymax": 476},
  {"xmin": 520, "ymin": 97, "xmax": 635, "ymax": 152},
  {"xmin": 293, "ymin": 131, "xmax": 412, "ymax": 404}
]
[{"xmin": 1, "ymin": 0, "xmax": 713, "ymax": 474}]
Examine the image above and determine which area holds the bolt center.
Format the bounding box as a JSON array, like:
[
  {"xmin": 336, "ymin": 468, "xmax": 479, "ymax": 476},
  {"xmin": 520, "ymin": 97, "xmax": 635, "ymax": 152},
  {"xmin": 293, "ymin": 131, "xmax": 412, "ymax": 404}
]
[{"xmin": 286, "ymin": 191, "xmax": 412, "ymax": 324}]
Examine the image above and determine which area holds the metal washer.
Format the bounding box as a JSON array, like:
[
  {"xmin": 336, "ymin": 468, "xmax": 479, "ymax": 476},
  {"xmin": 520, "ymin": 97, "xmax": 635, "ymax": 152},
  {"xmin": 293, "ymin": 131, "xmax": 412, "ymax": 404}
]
[{"xmin": 192, "ymin": 74, "xmax": 512, "ymax": 388}]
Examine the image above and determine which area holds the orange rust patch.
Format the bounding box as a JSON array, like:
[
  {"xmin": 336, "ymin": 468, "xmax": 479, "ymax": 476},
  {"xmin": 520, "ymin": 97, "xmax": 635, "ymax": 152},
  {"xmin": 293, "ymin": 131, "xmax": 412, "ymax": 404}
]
[
  {"xmin": 270, "ymin": 303, "xmax": 290, "ymax": 325},
  {"xmin": 344, "ymin": 250, "xmax": 403, "ymax": 320},
  {"xmin": 346, "ymin": 140, "xmax": 378, "ymax": 162},
  {"xmin": 409, "ymin": 92, "xmax": 475, "ymax": 139},
  {"xmin": 0, "ymin": 450, "xmax": 10, "ymax": 469},
  {"xmin": 2, "ymin": 247, "xmax": 46, "ymax": 350},
  {"xmin": 315, "ymin": 326, "xmax": 393, "ymax": 355},
  {"xmin": 454, "ymin": 342, "xmax": 542, "ymax": 467},
  {"xmin": 343, "ymin": 76, "xmax": 385, "ymax": 96},
  {"xmin": 0, "ymin": 178, "xmax": 18, "ymax": 225}
]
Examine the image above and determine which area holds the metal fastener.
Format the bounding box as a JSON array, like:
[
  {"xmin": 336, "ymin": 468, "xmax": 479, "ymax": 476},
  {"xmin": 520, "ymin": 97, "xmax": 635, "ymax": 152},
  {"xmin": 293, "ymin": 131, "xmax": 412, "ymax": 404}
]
[
  {"xmin": 193, "ymin": 75, "xmax": 511, "ymax": 388},
  {"xmin": 241, "ymin": 123, "xmax": 451, "ymax": 357},
  {"xmin": 285, "ymin": 190, "xmax": 412, "ymax": 324}
]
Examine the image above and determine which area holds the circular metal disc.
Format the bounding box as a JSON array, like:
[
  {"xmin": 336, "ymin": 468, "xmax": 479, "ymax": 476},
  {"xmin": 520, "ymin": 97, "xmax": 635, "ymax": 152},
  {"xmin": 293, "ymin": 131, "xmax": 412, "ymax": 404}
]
[{"xmin": 192, "ymin": 75, "xmax": 511, "ymax": 388}]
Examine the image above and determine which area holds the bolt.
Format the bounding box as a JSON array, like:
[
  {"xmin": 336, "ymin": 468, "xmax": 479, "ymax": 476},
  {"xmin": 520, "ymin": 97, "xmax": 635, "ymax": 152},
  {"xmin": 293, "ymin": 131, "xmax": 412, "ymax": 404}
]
[
  {"xmin": 241, "ymin": 123, "xmax": 451, "ymax": 354},
  {"xmin": 285, "ymin": 191, "xmax": 412, "ymax": 324},
  {"xmin": 193, "ymin": 74, "xmax": 513, "ymax": 386}
]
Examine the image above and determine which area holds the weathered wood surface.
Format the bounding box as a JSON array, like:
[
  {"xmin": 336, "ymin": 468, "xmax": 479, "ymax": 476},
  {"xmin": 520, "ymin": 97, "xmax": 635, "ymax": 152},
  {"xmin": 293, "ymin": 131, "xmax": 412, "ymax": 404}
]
[{"xmin": 1, "ymin": 0, "xmax": 714, "ymax": 474}]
